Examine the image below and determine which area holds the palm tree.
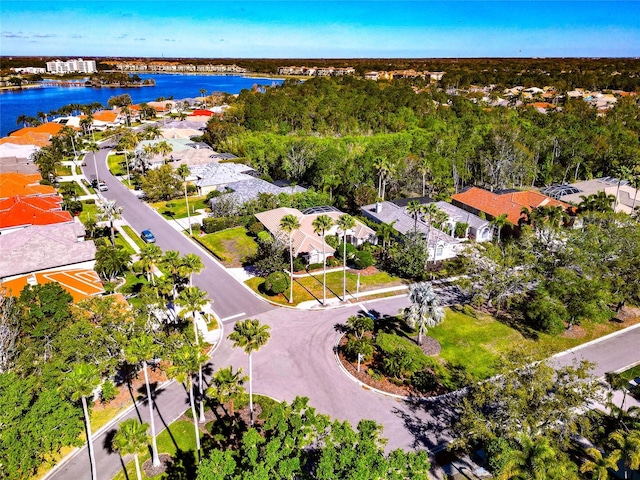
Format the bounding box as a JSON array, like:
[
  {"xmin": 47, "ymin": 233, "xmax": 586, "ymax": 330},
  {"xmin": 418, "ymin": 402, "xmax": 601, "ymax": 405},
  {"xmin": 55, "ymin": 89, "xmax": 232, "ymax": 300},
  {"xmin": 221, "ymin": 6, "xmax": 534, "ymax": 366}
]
[
  {"xmin": 95, "ymin": 245, "xmax": 131, "ymax": 282},
  {"xmin": 142, "ymin": 124, "xmax": 161, "ymax": 140},
  {"xmin": 312, "ymin": 214, "xmax": 334, "ymax": 305},
  {"xmin": 406, "ymin": 200, "xmax": 423, "ymax": 231},
  {"xmin": 155, "ymin": 140, "xmax": 173, "ymax": 163},
  {"xmin": 16, "ymin": 114, "xmax": 27, "ymax": 127},
  {"xmin": 167, "ymin": 345, "xmax": 207, "ymax": 460},
  {"xmin": 163, "ymin": 250, "xmax": 184, "ymax": 297},
  {"xmin": 581, "ymin": 447, "xmax": 620, "ymax": 480},
  {"xmin": 176, "ymin": 164, "xmax": 193, "ymax": 235},
  {"xmin": 376, "ymin": 220, "xmax": 397, "ymax": 251},
  {"xmin": 124, "ymin": 334, "xmax": 160, "ymax": 467},
  {"xmin": 609, "ymin": 429, "xmax": 640, "ymax": 480},
  {"xmin": 117, "ymin": 129, "xmax": 139, "ymax": 182},
  {"xmin": 279, "ymin": 214, "xmax": 300, "ymax": 304},
  {"xmin": 491, "ymin": 213, "xmax": 511, "ymax": 243},
  {"xmin": 495, "ymin": 434, "xmax": 560, "ymax": 480},
  {"xmin": 199, "ymin": 88, "xmax": 207, "ymax": 107},
  {"xmin": 404, "ymin": 282, "xmax": 444, "ymax": 346},
  {"xmin": 60, "ymin": 363, "xmax": 101, "ymax": 480},
  {"xmin": 421, "ymin": 202, "xmax": 441, "ymax": 264},
  {"xmin": 176, "ymin": 286, "xmax": 209, "ymax": 423},
  {"xmin": 96, "ymin": 199, "xmax": 124, "ymax": 246},
  {"xmin": 228, "ymin": 319, "xmax": 271, "ymax": 426},
  {"xmin": 138, "ymin": 244, "xmax": 163, "ymax": 285},
  {"xmin": 206, "ymin": 366, "xmax": 247, "ymax": 419},
  {"xmin": 112, "ymin": 419, "xmax": 150, "ymax": 480},
  {"xmin": 337, "ymin": 214, "xmax": 356, "ymax": 302},
  {"xmin": 180, "ymin": 253, "xmax": 204, "ymax": 287}
]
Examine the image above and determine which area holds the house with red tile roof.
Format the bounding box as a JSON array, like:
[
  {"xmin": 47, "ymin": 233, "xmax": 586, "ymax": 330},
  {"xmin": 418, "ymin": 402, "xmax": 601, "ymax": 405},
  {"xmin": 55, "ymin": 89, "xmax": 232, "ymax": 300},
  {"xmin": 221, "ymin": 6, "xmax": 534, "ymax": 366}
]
[
  {"xmin": 451, "ymin": 187, "xmax": 570, "ymax": 227},
  {"xmin": 2, "ymin": 268, "xmax": 104, "ymax": 303},
  {"xmin": 0, "ymin": 132, "xmax": 55, "ymax": 148},
  {"xmin": 10, "ymin": 122, "xmax": 64, "ymax": 138},
  {"xmin": 0, "ymin": 172, "xmax": 56, "ymax": 199},
  {"xmin": 0, "ymin": 195, "xmax": 73, "ymax": 234},
  {"xmin": 190, "ymin": 109, "xmax": 216, "ymax": 117}
]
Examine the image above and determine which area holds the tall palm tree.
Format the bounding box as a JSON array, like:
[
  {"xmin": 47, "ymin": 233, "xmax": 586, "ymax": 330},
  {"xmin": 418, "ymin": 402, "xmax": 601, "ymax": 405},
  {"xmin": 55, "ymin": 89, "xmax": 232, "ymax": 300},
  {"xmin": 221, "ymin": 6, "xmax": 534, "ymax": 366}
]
[
  {"xmin": 206, "ymin": 366, "xmax": 247, "ymax": 419},
  {"xmin": 279, "ymin": 214, "xmax": 300, "ymax": 304},
  {"xmin": 163, "ymin": 250, "xmax": 184, "ymax": 297},
  {"xmin": 112, "ymin": 419, "xmax": 150, "ymax": 480},
  {"xmin": 155, "ymin": 140, "xmax": 173, "ymax": 163},
  {"xmin": 138, "ymin": 244, "xmax": 163, "ymax": 285},
  {"xmin": 60, "ymin": 363, "xmax": 101, "ymax": 480},
  {"xmin": 199, "ymin": 88, "xmax": 208, "ymax": 107},
  {"xmin": 376, "ymin": 220, "xmax": 397, "ymax": 251},
  {"xmin": 124, "ymin": 334, "xmax": 160, "ymax": 467},
  {"xmin": 142, "ymin": 124, "xmax": 161, "ymax": 140},
  {"xmin": 312, "ymin": 214, "xmax": 334, "ymax": 305},
  {"xmin": 180, "ymin": 253, "xmax": 204, "ymax": 287},
  {"xmin": 580, "ymin": 447, "xmax": 620, "ymax": 480},
  {"xmin": 609, "ymin": 429, "xmax": 640, "ymax": 480},
  {"xmin": 167, "ymin": 345, "xmax": 207, "ymax": 460},
  {"xmin": 16, "ymin": 114, "xmax": 27, "ymax": 127},
  {"xmin": 176, "ymin": 286, "xmax": 209, "ymax": 423},
  {"xmin": 96, "ymin": 199, "xmax": 123, "ymax": 246},
  {"xmin": 422, "ymin": 202, "xmax": 441, "ymax": 264},
  {"xmin": 228, "ymin": 319, "xmax": 271, "ymax": 426},
  {"xmin": 491, "ymin": 213, "xmax": 511, "ymax": 243},
  {"xmin": 116, "ymin": 129, "xmax": 139, "ymax": 182},
  {"xmin": 337, "ymin": 214, "xmax": 356, "ymax": 302},
  {"xmin": 176, "ymin": 164, "xmax": 193, "ymax": 235},
  {"xmin": 407, "ymin": 200, "xmax": 423, "ymax": 230},
  {"xmin": 404, "ymin": 282, "xmax": 444, "ymax": 346}
]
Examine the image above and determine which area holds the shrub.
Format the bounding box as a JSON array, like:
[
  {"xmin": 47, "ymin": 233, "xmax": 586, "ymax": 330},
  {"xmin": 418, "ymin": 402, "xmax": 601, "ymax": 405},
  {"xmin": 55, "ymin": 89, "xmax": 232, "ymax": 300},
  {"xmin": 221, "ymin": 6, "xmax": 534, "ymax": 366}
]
[
  {"xmin": 354, "ymin": 250, "xmax": 374, "ymax": 269},
  {"xmin": 325, "ymin": 235, "xmax": 339, "ymax": 249},
  {"xmin": 248, "ymin": 221, "xmax": 265, "ymax": 236},
  {"xmin": 524, "ymin": 290, "xmax": 566, "ymax": 335},
  {"xmin": 100, "ymin": 380, "xmax": 118, "ymax": 403},
  {"xmin": 84, "ymin": 198, "xmax": 96, "ymax": 205},
  {"xmin": 166, "ymin": 201, "xmax": 175, "ymax": 208},
  {"xmin": 307, "ymin": 262, "xmax": 323, "ymax": 271},
  {"xmin": 186, "ymin": 184, "xmax": 197, "ymax": 194},
  {"xmin": 190, "ymin": 223, "xmax": 201, "ymax": 234},
  {"xmin": 293, "ymin": 256, "xmax": 307, "ymax": 272},
  {"xmin": 411, "ymin": 369, "xmax": 439, "ymax": 393},
  {"xmin": 326, "ymin": 256, "xmax": 341, "ymax": 267},
  {"xmin": 257, "ymin": 230, "xmax": 272, "ymax": 242},
  {"xmin": 383, "ymin": 349, "xmax": 412, "ymax": 379},
  {"xmin": 343, "ymin": 337, "xmax": 374, "ymax": 362},
  {"xmin": 375, "ymin": 332, "xmax": 430, "ymax": 373},
  {"xmin": 334, "ymin": 242, "xmax": 357, "ymax": 260},
  {"xmin": 264, "ymin": 271, "xmax": 288, "ymax": 295},
  {"xmin": 205, "ymin": 189, "xmax": 222, "ymax": 202},
  {"xmin": 202, "ymin": 216, "xmax": 233, "ymax": 234}
]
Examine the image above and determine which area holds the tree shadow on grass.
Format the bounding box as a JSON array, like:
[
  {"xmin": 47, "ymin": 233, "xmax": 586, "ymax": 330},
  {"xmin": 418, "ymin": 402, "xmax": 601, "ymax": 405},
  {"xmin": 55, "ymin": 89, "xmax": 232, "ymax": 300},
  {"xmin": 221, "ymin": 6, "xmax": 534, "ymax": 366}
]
[{"xmin": 164, "ymin": 448, "xmax": 197, "ymax": 480}]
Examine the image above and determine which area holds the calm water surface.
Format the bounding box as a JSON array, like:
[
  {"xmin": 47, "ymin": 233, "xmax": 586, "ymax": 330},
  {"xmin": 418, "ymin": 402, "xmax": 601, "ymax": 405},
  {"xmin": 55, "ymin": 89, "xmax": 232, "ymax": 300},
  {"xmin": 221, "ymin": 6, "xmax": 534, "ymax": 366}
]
[{"xmin": 0, "ymin": 74, "xmax": 282, "ymax": 137}]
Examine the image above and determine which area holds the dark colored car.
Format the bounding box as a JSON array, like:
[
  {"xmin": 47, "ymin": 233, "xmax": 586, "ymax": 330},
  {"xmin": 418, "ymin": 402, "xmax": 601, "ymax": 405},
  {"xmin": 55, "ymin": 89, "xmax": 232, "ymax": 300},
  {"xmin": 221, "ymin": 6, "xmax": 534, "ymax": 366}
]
[{"xmin": 141, "ymin": 229, "xmax": 156, "ymax": 243}]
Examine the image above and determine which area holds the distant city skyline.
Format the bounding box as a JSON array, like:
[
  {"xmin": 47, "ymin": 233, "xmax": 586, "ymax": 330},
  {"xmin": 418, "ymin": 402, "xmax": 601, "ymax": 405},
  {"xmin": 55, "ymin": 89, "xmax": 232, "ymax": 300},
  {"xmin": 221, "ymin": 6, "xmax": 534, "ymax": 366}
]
[{"xmin": 2, "ymin": 1, "xmax": 639, "ymax": 58}]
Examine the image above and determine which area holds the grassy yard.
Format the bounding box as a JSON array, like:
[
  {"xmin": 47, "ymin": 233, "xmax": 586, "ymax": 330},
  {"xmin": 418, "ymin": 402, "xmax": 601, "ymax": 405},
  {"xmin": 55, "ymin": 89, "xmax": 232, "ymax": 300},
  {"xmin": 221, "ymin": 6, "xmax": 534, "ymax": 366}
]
[
  {"xmin": 107, "ymin": 153, "xmax": 127, "ymax": 176},
  {"xmin": 58, "ymin": 181, "xmax": 84, "ymax": 197},
  {"xmin": 151, "ymin": 196, "xmax": 210, "ymax": 219},
  {"xmin": 56, "ymin": 164, "xmax": 72, "ymax": 176},
  {"xmin": 113, "ymin": 232, "xmax": 136, "ymax": 255},
  {"xmin": 246, "ymin": 269, "xmax": 405, "ymax": 306},
  {"xmin": 79, "ymin": 200, "xmax": 98, "ymax": 223},
  {"xmin": 196, "ymin": 227, "xmax": 258, "ymax": 266},
  {"xmin": 429, "ymin": 309, "xmax": 526, "ymax": 379},
  {"xmin": 619, "ymin": 364, "xmax": 640, "ymax": 382}
]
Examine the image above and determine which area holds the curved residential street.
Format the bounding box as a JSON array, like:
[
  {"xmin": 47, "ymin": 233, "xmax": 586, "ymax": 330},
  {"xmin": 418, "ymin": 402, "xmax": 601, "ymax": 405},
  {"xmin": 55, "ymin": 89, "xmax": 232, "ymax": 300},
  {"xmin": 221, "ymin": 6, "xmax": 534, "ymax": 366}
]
[{"xmin": 47, "ymin": 146, "xmax": 640, "ymax": 480}]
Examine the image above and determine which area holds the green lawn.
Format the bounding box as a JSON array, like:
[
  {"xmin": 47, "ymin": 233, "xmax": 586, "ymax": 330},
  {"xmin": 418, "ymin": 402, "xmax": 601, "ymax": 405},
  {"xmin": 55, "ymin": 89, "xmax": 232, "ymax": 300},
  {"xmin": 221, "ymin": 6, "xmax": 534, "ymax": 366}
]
[
  {"xmin": 113, "ymin": 232, "xmax": 136, "ymax": 255},
  {"xmin": 196, "ymin": 227, "xmax": 258, "ymax": 266},
  {"xmin": 151, "ymin": 196, "xmax": 210, "ymax": 219},
  {"xmin": 57, "ymin": 181, "xmax": 84, "ymax": 197},
  {"xmin": 78, "ymin": 201, "xmax": 98, "ymax": 223},
  {"xmin": 121, "ymin": 224, "xmax": 146, "ymax": 249},
  {"xmin": 429, "ymin": 309, "xmax": 526, "ymax": 379},
  {"xmin": 246, "ymin": 269, "xmax": 405, "ymax": 306},
  {"xmin": 56, "ymin": 164, "xmax": 72, "ymax": 176},
  {"xmin": 107, "ymin": 153, "xmax": 127, "ymax": 176}
]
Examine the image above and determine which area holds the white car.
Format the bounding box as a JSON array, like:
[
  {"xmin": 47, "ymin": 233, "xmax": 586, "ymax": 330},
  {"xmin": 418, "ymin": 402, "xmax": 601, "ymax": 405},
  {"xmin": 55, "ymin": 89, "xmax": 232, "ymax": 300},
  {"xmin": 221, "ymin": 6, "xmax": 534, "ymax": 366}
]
[{"xmin": 98, "ymin": 182, "xmax": 108, "ymax": 191}]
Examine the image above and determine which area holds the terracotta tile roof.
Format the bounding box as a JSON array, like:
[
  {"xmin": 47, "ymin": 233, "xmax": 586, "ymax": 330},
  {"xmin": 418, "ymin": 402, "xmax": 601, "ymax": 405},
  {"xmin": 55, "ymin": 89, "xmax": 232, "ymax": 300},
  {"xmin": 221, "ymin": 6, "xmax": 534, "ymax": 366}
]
[
  {"xmin": 91, "ymin": 111, "xmax": 119, "ymax": 123},
  {"xmin": 451, "ymin": 187, "xmax": 569, "ymax": 225},
  {"xmin": 190, "ymin": 109, "xmax": 215, "ymax": 117},
  {"xmin": 10, "ymin": 123, "xmax": 64, "ymax": 137},
  {"xmin": 2, "ymin": 268, "xmax": 104, "ymax": 302},
  {"xmin": 0, "ymin": 173, "xmax": 55, "ymax": 199},
  {"xmin": 0, "ymin": 195, "xmax": 72, "ymax": 229},
  {"xmin": 0, "ymin": 132, "xmax": 53, "ymax": 147}
]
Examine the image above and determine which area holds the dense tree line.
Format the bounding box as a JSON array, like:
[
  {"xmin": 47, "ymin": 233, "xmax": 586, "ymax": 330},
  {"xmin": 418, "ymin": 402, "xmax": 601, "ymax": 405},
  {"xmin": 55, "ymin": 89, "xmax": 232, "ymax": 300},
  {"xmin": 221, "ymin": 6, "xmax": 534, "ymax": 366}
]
[{"xmin": 202, "ymin": 76, "xmax": 639, "ymax": 212}]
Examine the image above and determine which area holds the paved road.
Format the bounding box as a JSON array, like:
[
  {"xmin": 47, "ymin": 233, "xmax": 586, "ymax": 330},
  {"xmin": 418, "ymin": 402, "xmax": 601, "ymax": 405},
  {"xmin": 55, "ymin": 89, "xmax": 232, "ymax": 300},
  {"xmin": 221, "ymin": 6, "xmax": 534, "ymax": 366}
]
[{"xmin": 82, "ymin": 145, "xmax": 272, "ymax": 320}]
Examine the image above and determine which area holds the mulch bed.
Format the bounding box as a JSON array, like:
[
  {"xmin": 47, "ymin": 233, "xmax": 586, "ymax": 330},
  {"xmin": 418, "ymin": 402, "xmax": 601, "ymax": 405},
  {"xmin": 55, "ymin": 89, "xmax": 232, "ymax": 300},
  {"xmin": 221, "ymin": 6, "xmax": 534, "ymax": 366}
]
[
  {"xmin": 143, "ymin": 454, "xmax": 173, "ymax": 477},
  {"xmin": 337, "ymin": 335, "xmax": 449, "ymax": 398}
]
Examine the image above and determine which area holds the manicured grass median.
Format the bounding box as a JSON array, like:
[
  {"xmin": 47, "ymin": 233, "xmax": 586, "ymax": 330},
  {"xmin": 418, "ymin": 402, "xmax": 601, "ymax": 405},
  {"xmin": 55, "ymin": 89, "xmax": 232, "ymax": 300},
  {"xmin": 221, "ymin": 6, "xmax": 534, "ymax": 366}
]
[
  {"xmin": 107, "ymin": 153, "xmax": 127, "ymax": 176},
  {"xmin": 247, "ymin": 269, "xmax": 405, "ymax": 306},
  {"xmin": 121, "ymin": 224, "xmax": 146, "ymax": 249}
]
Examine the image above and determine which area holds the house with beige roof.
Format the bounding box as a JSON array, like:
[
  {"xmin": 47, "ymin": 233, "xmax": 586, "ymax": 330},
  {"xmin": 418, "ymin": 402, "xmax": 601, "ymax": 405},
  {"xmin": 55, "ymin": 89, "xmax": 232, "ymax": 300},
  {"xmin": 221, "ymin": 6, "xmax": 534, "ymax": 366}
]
[
  {"xmin": 255, "ymin": 206, "xmax": 376, "ymax": 264},
  {"xmin": 0, "ymin": 222, "xmax": 96, "ymax": 281}
]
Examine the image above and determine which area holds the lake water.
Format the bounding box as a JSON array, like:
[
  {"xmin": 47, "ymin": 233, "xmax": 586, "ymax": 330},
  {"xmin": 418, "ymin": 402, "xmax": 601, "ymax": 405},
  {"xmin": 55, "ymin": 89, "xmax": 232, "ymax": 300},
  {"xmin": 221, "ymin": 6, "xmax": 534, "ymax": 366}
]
[{"xmin": 0, "ymin": 74, "xmax": 283, "ymax": 137}]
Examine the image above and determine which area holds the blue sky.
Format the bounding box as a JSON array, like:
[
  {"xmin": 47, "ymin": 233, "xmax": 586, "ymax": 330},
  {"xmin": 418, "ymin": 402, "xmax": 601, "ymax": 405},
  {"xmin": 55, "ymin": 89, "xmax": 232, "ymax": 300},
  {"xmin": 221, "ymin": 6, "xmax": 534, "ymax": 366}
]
[{"xmin": 2, "ymin": 1, "xmax": 639, "ymax": 58}]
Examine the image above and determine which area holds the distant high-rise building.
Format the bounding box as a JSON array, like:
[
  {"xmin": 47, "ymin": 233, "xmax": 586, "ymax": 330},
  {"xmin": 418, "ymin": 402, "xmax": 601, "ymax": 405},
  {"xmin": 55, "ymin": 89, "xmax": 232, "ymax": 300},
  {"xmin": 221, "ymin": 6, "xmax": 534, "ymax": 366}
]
[{"xmin": 46, "ymin": 58, "xmax": 97, "ymax": 74}]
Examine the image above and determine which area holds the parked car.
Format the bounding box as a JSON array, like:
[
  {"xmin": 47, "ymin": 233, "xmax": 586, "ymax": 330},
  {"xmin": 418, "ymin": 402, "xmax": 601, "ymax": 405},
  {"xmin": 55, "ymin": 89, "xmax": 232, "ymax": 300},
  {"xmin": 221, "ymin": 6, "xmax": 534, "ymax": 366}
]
[
  {"xmin": 98, "ymin": 182, "xmax": 108, "ymax": 191},
  {"xmin": 141, "ymin": 229, "xmax": 156, "ymax": 243}
]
